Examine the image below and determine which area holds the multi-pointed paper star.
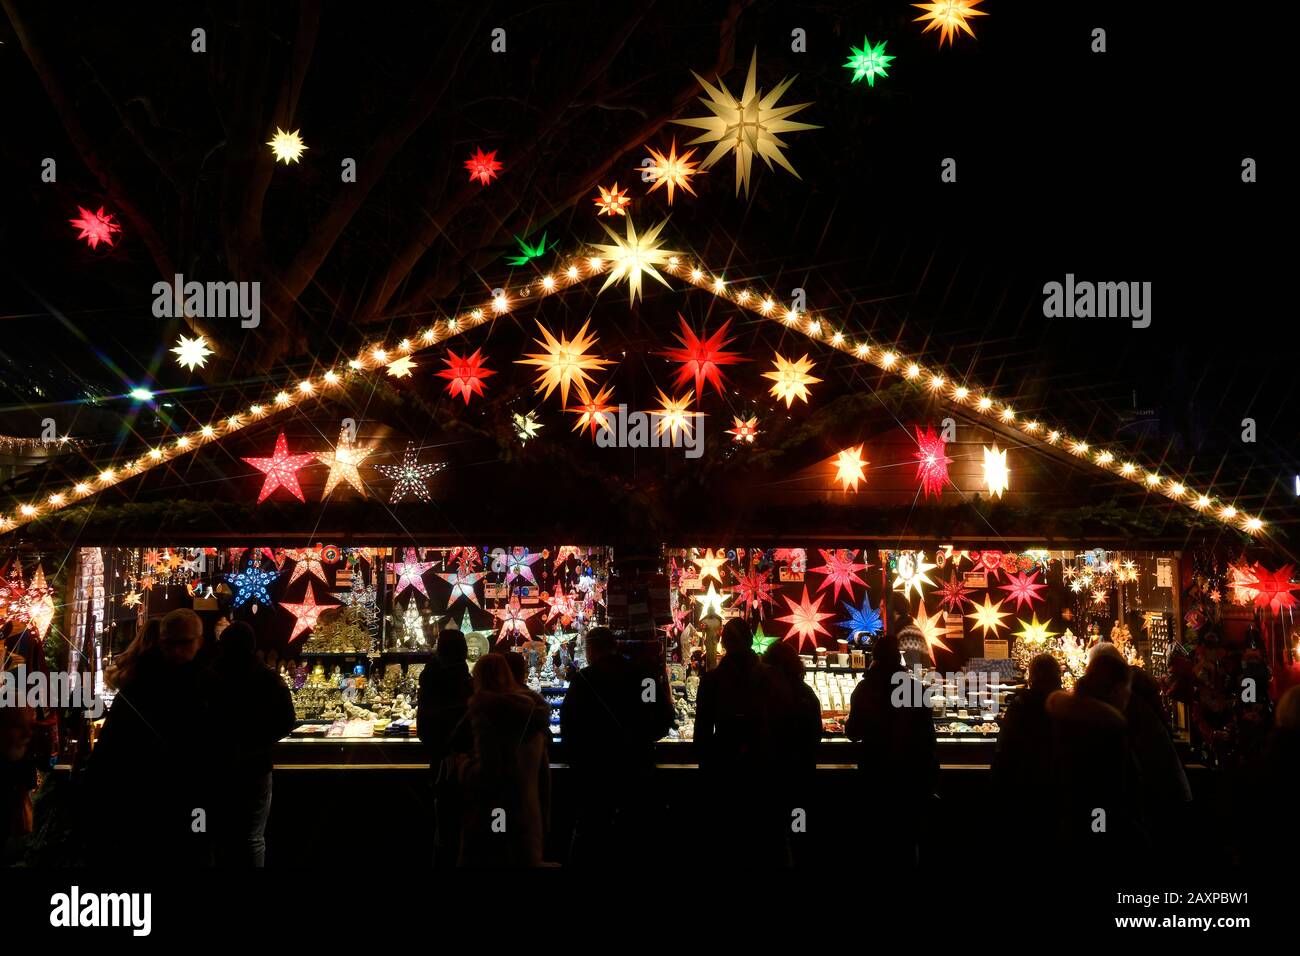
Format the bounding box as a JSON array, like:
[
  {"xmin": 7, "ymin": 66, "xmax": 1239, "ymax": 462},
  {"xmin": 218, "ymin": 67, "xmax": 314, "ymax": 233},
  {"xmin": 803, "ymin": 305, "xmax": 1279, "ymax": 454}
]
[
  {"xmin": 504, "ymin": 547, "xmax": 544, "ymax": 586},
  {"xmin": 811, "ymin": 548, "xmax": 870, "ymax": 602},
  {"xmin": 777, "ymin": 586, "xmax": 835, "ymax": 652}
]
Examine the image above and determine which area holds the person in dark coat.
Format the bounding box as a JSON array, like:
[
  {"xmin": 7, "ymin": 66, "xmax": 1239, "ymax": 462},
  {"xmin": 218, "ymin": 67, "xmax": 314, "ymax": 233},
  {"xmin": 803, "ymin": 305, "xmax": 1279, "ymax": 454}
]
[
  {"xmin": 992, "ymin": 653, "xmax": 1062, "ymax": 832},
  {"xmin": 1125, "ymin": 662, "xmax": 1191, "ymax": 859},
  {"xmin": 763, "ymin": 640, "xmax": 823, "ymax": 865},
  {"xmin": 560, "ymin": 626, "xmax": 673, "ymax": 864},
  {"xmin": 208, "ymin": 621, "xmax": 297, "ymax": 866},
  {"xmin": 0, "ymin": 704, "xmax": 37, "ymax": 866},
  {"xmin": 845, "ymin": 631, "xmax": 938, "ymax": 870},
  {"xmin": 90, "ymin": 609, "xmax": 215, "ymax": 866},
  {"xmin": 458, "ymin": 654, "xmax": 551, "ymax": 867},
  {"xmin": 417, "ymin": 629, "xmax": 473, "ymax": 868},
  {"xmin": 1046, "ymin": 648, "xmax": 1146, "ymax": 868}
]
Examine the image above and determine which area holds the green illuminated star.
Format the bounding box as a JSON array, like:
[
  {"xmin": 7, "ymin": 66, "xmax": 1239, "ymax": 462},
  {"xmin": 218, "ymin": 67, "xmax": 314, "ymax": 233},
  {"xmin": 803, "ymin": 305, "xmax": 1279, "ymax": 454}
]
[
  {"xmin": 506, "ymin": 231, "xmax": 556, "ymax": 267},
  {"xmin": 751, "ymin": 621, "xmax": 778, "ymax": 655},
  {"xmin": 844, "ymin": 37, "xmax": 894, "ymax": 87}
]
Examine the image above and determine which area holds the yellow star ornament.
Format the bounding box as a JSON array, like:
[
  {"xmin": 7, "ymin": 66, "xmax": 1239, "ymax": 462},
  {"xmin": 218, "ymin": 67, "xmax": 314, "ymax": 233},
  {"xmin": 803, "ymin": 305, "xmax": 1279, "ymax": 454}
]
[
  {"xmin": 316, "ymin": 428, "xmax": 376, "ymax": 498},
  {"xmin": 590, "ymin": 217, "xmax": 681, "ymax": 304},
  {"xmin": 516, "ymin": 319, "xmax": 613, "ymax": 408},
  {"xmin": 763, "ymin": 352, "xmax": 821, "ymax": 407}
]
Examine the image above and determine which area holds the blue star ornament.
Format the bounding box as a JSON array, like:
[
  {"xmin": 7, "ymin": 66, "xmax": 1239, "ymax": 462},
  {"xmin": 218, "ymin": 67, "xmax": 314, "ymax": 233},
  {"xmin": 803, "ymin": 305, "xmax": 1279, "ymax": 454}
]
[
  {"xmin": 837, "ymin": 594, "xmax": 883, "ymax": 641},
  {"xmin": 226, "ymin": 563, "xmax": 278, "ymax": 608}
]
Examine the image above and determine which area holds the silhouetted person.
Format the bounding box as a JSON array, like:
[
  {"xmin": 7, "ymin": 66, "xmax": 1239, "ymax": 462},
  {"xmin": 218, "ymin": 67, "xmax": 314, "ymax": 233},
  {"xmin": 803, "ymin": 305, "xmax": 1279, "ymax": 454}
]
[
  {"xmin": 845, "ymin": 632, "xmax": 937, "ymax": 869},
  {"xmin": 561, "ymin": 627, "xmax": 673, "ymax": 864},
  {"xmin": 0, "ymin": 704, "xmax": 36, "ymax": 866},
  {"xmin": 763, "ymin": 640, "xmax": 823, "ymax": 865},
  {"xmin": 500, "ymin": 647, "xmax": 529, "ymax": 687},
  {"xmin": 993, "ymin": 653, "xmax": 1062, "ymax": 833},
  {"xmin": 417, "ymin": 629, "xmax": 473, "ymax": 868},
  {"xmin": 91, "ymin": 609, "xmax": 214, "ymax": 866},
  {"xmin": 459, "ymin": 654, "xmax": 551, "ymax": 866},
  {"xmin": 1046, "ymin": 648, "xmax": 1146, "ymax": 868},
  {"xmin": 1126, "ymin": 663, "xmax": 1191, "ymax": 859},
  {"xmin": 694, "ymin": 618, "xmax": 780, "ymax": 864},
  {"xmin": 208, "ymin": 621, "xmax": 296, "ymax": 866}
]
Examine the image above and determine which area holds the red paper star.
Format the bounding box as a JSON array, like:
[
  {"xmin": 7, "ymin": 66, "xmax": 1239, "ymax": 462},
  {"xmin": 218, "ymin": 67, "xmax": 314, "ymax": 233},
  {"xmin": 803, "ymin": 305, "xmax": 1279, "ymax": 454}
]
[
  {"xmin": 726, "ymin": 415, "xmax": 760, "ymax": 443},
  {"xmin": 810, "ymin": 548, "xmax": 870, "ymax": 603},
  {"xmin": 437, "ymin": 348, "xmax": 496, "ymax": 404},
  {"xmin": 999, "ymin": 570, "xmax": 1047, "ymax": 611},
  {"xmin": 280, "ymin": 587, "xmax": 339, "ymax": 642},
  {"xmin": 69, "ymin": 206, "xmax": 121, "ymax": 249},
  {"xmin": 937, "ymin": 574, "xmax": 972, "ymax": 612},
  {"xmin": 593, "ymin": 182, "xmax": 632, "ymax": 216},
  {"xmin": 732, "ymin": 567, "xmax": 777, "ymax": 614},
  {"xmin": 656, "ymin": 315, "xmax": 746, "ymax": 401},
  {"xmin": 914, "ymin": 425, "xmax": 953, "ymax": 499},
  {"xmin": 1252, "ymin": 564, "xmax": 1299, "ymax": 616},
  {"xmin": 464, "ymin": 147, "xmax": 503, "ymax": 185},
  {"xmin": 243, "ymin": 432, "xmax": 317, "ymax": 503},
  {"xmin": 776, "ymin": 586, "xmax": 836, "ymax": 652}
]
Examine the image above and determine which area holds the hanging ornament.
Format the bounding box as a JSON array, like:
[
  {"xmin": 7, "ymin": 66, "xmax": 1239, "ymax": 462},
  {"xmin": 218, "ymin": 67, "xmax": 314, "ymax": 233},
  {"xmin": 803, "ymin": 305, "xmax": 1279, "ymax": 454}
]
[
  {"xmin": 764, "ymin": 353, "xmax": 821, "ymax": 407},
  {"xmin": 504, "ymin": 547, "xmax": 543, "ymax": 586},
  {"xmin": 243, "ymin": 432, "xmax": 318, "ymax": 503},
  {"xmin": 673, "ymin": 49, "xmax": 819, "ymax": 197},
  {"xmin": 726, "ymin": 416, "xmax": 760, "ymax": 444},
  {"xmin": 267, "ymin": 127, "xmax": 307, "ymax": 164},
  {"xmin": 376, "ymin": 443, "xmax": 447, "ymax": 504},
  {"xmin": 436, "ymin": 347, "xmax": 496, "ymax": 404},
  {"xmin": 567, "ymin": 382, "xmax": 618, "ymax": 438},
  {"xmin": 692, "ymin": 548, "xmax": 728, "ymax": 585},
  {"xmin": 937, "ymin": 574, "xmax": 973, "ymax": 613},
  {"xmin": 999, "ymin": 570, "xmax": 1047, "ymax": 612},
  {"xmin": 440, "ymin": 568, "xmax": 484, "ymax": 607},
  {"xmin": 494, "ymin": 598, "xmax": 538, "ymax": 642},
  {"xmin": 649, "ymin": 389, "xmax": 697, "ymax": 440},
  {"xmin": 733, "ymin": 567, "xmax": 777, "ymax": 614},
  {"xmin": 121, "ymin": 590, "xmax": 144, "ymax": 609},
  {"xmin": 171, "ymin": 335, "xmax": 214, "ymax": 371},
  {"xmin": 914, "ymin": 425, "xmax": 953, "ymax": 499},
  {"xmin": 24, "ymin": 565, "xmax": 55, "ymax": 638},
  {"xmin": 982, "ymin": 444, "xmax": 1009, "ymax": 498},
  {"xmin": 512, "ymin": 411, "xmax": 544, "ymax": 443},
  {"xmin": 833, "ymin": 445, "xmax": 869, "ymax": 492},
  {"xmin": 811, "ymin": 548, "xmax": 869, "ymax": 602},
  {"xmin": 913, "ymin": 604, "xmax": 951, "ymax": 660},
  {"xmin": 464, "ymin": 147, "xmax": 503, "ymax": 185},
  {"xmin": 593, "ymin": 182, "xmax": 633, "ymax": 216},
  {"xmin": 692, "ymin": 581, "xmax": 732, "ymax": 618},
  {"xmin": 641, "ymin": 139, "xmax": 701, "ymax": 205},
  {"xmin": 1252, "ymin": 565, "xmax": 1299, "ymax": 616},
  {"xmin": 516, "ymin": 319, "xmax": 614, "ymax": 407},
  {"xmin": 591, "ymin": 217, "xmax": 681, "ymax": 304},
  {"xmin": 891, "ymin": 551, "xmax": 937, "ymax": 601},
  {"xmin": 657, "ymin": 316, "xmax": 746, "ymax": 400},
  {"xmin": 385, "ymin": 355, "xmax": 417, "ymax": 378},
  {"xmin": 1013, "ymin": 613, "xmax": 1060, "ymax": 646},
  {"xmin": 388, "ymin": 548, "xmax": 435, "ymax": 600},
  {"xmin": 777, "ymin": 586, "xmax": 835, "ymax": 652},
  {"xmin": 837, "ymin": 594, "xmax": 884, "ymax": 641},
  {"xmin": 316, "ymin": 427, "xmax": 376, "ymax": 498},
  {"xmin": 225, "ymin": 563, "xmax": 278, "ymax": 608},
  {"xmin": 285, "ymin": 546, "xmax": 330, "ymax": 586},
  {"xmin": 1226, "ymin": 562, "xmax": 1260, "ymax": 606},
  {"xmin": 280, "ymin": 587, "xmax": 339, "ymax": 642},
  {"xmin": 750, "ymin": 621, "xmax": 779, "ymax": 655},
  {"xmin": 69, "ymin": 206, "xmax": 121, "ymax": 249},
  {"xmin": 843, "ymin": 37, "xmax": 894, "ymax": 86},
  {"xmin": 913, "ymin": 0, "xmax": 987, "ymax": 47},
  {"xmin": 506, "ymin": 231, "xmax": 556, "ymax": 266}
]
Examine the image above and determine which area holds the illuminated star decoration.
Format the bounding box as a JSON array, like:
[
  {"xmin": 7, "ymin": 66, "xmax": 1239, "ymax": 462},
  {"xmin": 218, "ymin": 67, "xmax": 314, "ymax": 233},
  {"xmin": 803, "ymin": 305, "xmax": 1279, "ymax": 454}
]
[
  {"xmin": 811, "ymin": 548, "xmax": 869, "ymax": 602},
  {"xmin": 764, "ymin": 352, "xmax": 821, "ymax": 408},
  {"xmin": 243, "ymin": 432, "xmax": 317, "ymax": 503},
  {"xmin": 674, "ymin": 48, "xmax": 819, "ymax": 197},
  {"xmin": 1226, "ymin": 563, "xmax": 1260, "ymax": 606},
  {"xmin": 751, "ymin": 622, "xmax": 779, "ymax": 655},
  {"xmin": 285, "ymin": 546, "xmax": 330, "ymax": 586},
  {"xmin": 913, "ymin": 0, "xmax": 988, "ymax": 47},
  {"xmin": 693, "ymin": 582, "xmax": 731, "ymax": 619},
  {"xmin": 982, "ymin": 444, "xmax": 1009, "ymax": 498},
  {"xmin": 267, "ymin": 127, "xmax": 307, "ymax": 164},
  {"xmin": 437, "ymin": 347, "xmax": 495, "ymax": 405},
  {"xmin": 914, "ymin": 426, "xmax": 953, "ymax": 499},
  {"xmin": 591, "ymin": 217, "xmax": 681, "ymax": 304},
  {"xmin": 692, "ymin": 548, "xmax": 728, "ymax": 584},
  {"xmin": 593, "ymin": 182, "xmax": 633, "ymax": 216},
  {"xmin": 375, "ymin": 442, "xmax": 447, "ymax": 504},
  {"xmin": 506, "ymin": 231, "xmax": 556, "ymax": 267},
  {"xmin": 516, "ymin": 319, "xmax": 613, "ymax": 408},
  {"xmin": 733, "ymin": 567, "xmax": 777, "ymax": 614},
  {"xmin": 69, "ymin": 206, "xmax": 121, "ymax": 249},
  {"xmin": 464, "ymin": 147, "xmax": 503, "ymax": 185},
  {"xmin": 1014, "ymin": 613, "xmax": 1060, "ymax": 647},
  {"xmin": 316, "ymin": 428, "xmax": 376, "ymax": 498},
  {"xmin": 777, "ymin": 586, "xmax": 836, "ymax": 652},
  {"xmin": 225, "ymin": 564, "xmax": 278, "ymax": 608},
  {"xmin": 280, "ymin": 588, "xmax": 339, "ymax": 642},
  {"xmin": 553, "ymin": 545, "xmax": 582, "ymax": 570},
  {"xmin": 388, "ymin": 548, "xmax": 436, "ymax": 601},
  {"xmin": 913, "ymin": 604, "xmax": 951, "ymax": 660},
  {"xmin": 843, "ymin": 37, "xmax": 894, "ymax": 86},
  {"xmin": 513, "ymin": 411, "xmax": 544, "ymax": 442},
  {"xmin": 833, "ymin": 445, "xmax": 869, "ymax": 492},
  {"xmin": 121, "ymin": 589, "xmax": 143, "ymax": 609},
  {"xmin": 383, "ymin": 355, "xmax": 416, "ymax": 379},
  {"xmin": 567, "ymin": 382, "xmax": 618, "ymax": 438},
  {"xmin": 937, "ymin": 574, "xmax": 973, "ymax": 613},
  {"xmin": 1251, "ymin": 564, "xmax": 1299, "ymax": 616},
  {"xmin": 494, "ymin": 599, "xmax": 538, "ymax": 643},
  {"xmin": 657, "ymin": 316, "xmax": 746, "ymax": 400},
  {"xmin": 441, "ymin": 568, "xmax": 484, "ymax": 607},
  {"xmin": 837, "ymin": 594, "xmax": 884, "ymax": 642},
  {"xmin": 727, "ymin": 416, "xmax": 760, "ymax": 443},
  {"xmin": 24, "ymin": 566, "xmax": 55, "ymax": 638},
  {"xmin": 642, "ymin": 139, "xmax": 701, "ymax": 205},
  {"xmin": 892, "ymin": 551, "xmax": 938, "ymax": 602},
  {"xmin": 171, "ymin": 334, "xmax": 213, "ymax": 371},
  {"xmin": 504, "ymin": 547, "xmax": 544, "ymax": 586},
  {"xmin": 650, "ymin": 389, "xmax": 698, "ymax": 440},
  {"xmin": 999, "ymin": 570, "xmax": 1047, "ymax": 612}
]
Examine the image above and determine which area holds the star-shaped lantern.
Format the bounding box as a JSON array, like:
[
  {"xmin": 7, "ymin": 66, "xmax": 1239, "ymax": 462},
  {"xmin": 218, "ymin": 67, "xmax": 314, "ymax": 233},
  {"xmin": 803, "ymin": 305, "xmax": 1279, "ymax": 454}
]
[
  {"xmin": 464, "ymin": 147, "xmax": 503, "ymax": 185},
  {"xmin": 243, "ymin": 432, "xmax": 317, "ymax": 503},
  {"xmin": 590, "ymin": 217, "xmax": 681, "ymax": 304},
  {"xmin": 375, "ymin": 443, "xmax": 447, "ymax": 504},
  {"xmin": 732, "ymin": 567, "xmax": 776, "ymax": 614},
  {"xmin": 692, "ymin": 548, "xmax": 728, "ymax": 584},
  {"xmin": 837, "ymin": 594, "xmax": 884, "ymax": 641},
  {"xmin": 764, "ymin": 352, "xmax": 821, "ymax": 407},
  {"xmin": 285, "ymin": 546, "xmax": 330, "ymax": 586},
  {"xmin": 504, "ymin": 547, "xmax": 543, "ymax": 586},
  {"xmin": 913, "ymin": 604, "xmax": 951, "ymax": 661},
  {"xmin": 316, "ymin": 428, "xmax": 376, "ymax": 498},
  {"xmin": 914, "ymin": 425, "xmax": 953, "ymax": 499},
  {"xmin": 833, "ymin": 445, "xmax": 869, "ymax": 492},
  {"xmin": 891, "ymin": 551, "xmax": 937, "ymax": 602},
  {"xmin": 280, "ymin": 587, "xmax": 339, "ymax": 642},
  {"xmin": 913, "ymin": 0, "xmax": 987, "ymax": 47},
  {"xmin": 516, "ymin": 319, "xmax": 613, "ymax": 408},
  {"xmin": 171, "ymin": 335, "xmax": 214, "ymax": 371},
  {"xmin": 656, "ymin": 316, "xmax": 746, "ymax": 400},
  {"xmin": 69, "ymin": 206, "xmax": 121, "ymax": 249},
  {"xmin": 1252, "ymin": 564, "xmax": 1299, "ymax": 616},
  {"xmin": 494, "ymin": 598, "xmax": 538, "ymax": 642},
  {"xmin": 593, "ymin": 182, "xmax": 633, "ymax": 216},
  {"xmin": 388, "ymin": 548, "xmax": 435, "ymax": 601},
  {"xmin": 642, "ymin": 139, "xmax": 701, "ymax": 205},
  {"xmin": 268, "ymin": 127, "xmax": 307, "ymax": 163},
  {"xmin": 692, "ymin": 582, "xmax": 731, "ymax": 619},
  {"xmin": 441, "ymin": 569, "xmax": 484, "ymax": 607},
  {"xmin": 777, "ymin": 586, "xmax": 835, "ymax": 652},
  {"xmin": 225, "ymin": 564, "xmax": 278, "ymax": 609},
  {"xmin": 999, "ymin": 570, "xmax": 1047, "ymax": 612},
  {"xmin": 727, "ymin": 416, "xmax": 760, "ymax": 444},
  {"xmin": 438, "ymin": 348, "xmax": 496, "ymax": 404},
  {"xmin": 811, "ymin": 548, "xmax": 869, "ymax": 602},
  {"xmin": 1013, "ymin": 613, "xmax": 1060, "ymax": 647}
]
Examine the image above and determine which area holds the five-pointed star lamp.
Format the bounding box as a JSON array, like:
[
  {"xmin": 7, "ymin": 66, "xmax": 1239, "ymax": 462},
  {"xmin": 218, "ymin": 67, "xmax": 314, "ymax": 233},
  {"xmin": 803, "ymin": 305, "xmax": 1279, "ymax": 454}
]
[
  {"xmin": 388, "ymin": 548, "xmax": 435, "ymax": 600},
  {"xmin": 375, "ymin": 442, "xmax": 447, "ymax": 504},
  {"xmin": 244, "ymin": 432, "xmax": 317, "ymax": 503},
  {"xmin": 317, "ymin": 428, "xmax": 377, "ymax": 498},
  {"xmin": 280, "ymin": 587, "xmax": 339, "ymax": 642}
]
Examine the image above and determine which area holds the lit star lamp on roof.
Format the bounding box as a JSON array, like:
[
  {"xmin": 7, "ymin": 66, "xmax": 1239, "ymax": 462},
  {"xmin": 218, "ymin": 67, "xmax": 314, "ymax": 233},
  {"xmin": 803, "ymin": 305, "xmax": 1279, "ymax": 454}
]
[
  {"xmin": 316, "ymin": 428, "xmax": 376, "ymax": 498},
  {"xmin": 590, "ymin": 217, "xmax": 681, "ymax": 304},
  {"xmin": 516, "ymin": 320, "xmax": 613, "ymax": 408},
  {"xmin": 243, "ymin": 432, "xmax": 318, "ymax": 504},
  {"xmin": 656, "ymin": 316, "xmax": 746, "ymax": 401},
  {"xmin": 375, "ymin": 443, "xmax": 447, "ymax": 504}
]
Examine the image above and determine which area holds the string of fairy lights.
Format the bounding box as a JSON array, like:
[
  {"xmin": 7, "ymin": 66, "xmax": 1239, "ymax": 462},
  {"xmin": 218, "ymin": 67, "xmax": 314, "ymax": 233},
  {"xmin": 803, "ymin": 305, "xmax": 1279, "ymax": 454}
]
[{"xmin": 0, "ymin": 235, "xmax": 1267, "ymax": 539}]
